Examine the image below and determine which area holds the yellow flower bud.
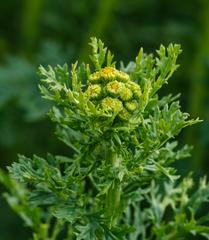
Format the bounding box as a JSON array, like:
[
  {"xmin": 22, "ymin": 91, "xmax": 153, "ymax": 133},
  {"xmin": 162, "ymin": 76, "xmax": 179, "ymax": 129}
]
[
  {"xmin": 88, "ymin": 72, "xmax": 101, "ymax": 83},
  {"xmin": 88, "ymin": 67, "xmax": 130, "ymax": 85},
  {"xmin": 126, "ymin": 81, "xmax": 142, "ymax": 98},
  {"xmin": 106, "ymin": 80, "xmax": 124, "ymax": 96},
  {"xmin": 86, "ymin": 84, "xmax": 102, "ymax": 99},
  {"xmin": 100, "ymin": 67, "xmax": 118, "ymax": 82},
  {"xmin": 117, "ymin": 71, "xmax": 130, "ymax": 82},
  {"xmin": 119, "ymin": 87, "xmax": 133, "ymax": 101},
  {"xmin": 101, "ymin": 97, "xmax": 123, "ymax": 113}
]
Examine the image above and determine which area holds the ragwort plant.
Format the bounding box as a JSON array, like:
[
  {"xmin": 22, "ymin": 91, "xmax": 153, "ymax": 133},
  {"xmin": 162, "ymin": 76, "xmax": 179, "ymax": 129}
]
[{"xmin": 1, "ymin": 38, "xmax": 209, "ymax": 240}]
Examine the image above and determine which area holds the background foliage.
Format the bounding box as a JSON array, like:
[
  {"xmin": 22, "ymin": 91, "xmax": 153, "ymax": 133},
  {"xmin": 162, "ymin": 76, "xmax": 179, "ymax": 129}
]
[{"xmin": 0, "ymin": 0, "xmax": 209, "ymax": 239}]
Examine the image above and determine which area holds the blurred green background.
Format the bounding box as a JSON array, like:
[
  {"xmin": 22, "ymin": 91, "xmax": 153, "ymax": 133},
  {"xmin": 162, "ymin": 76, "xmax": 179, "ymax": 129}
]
[{"xmin": 0, "ymin": 0, "xmax": 209, "ymax": 239}]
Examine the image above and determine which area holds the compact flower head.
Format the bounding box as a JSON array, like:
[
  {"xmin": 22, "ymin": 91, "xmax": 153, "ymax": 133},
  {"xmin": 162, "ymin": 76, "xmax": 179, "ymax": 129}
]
[{"xmin": 86, "ymin": 66, "xmax": 141, "ymax": 119}]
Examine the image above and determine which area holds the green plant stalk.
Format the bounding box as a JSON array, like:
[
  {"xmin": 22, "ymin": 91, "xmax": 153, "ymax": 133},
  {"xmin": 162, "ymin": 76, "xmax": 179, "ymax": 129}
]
[
  {"xmin": 50, "ymin": 220, "xmax": 63, "ymax": 240},
  {"xmin": 33, "ymin": 223, "xmax": 49, "ymax": 240},
  {"xmin": 105, "ymin": 151, "xmax": 121, "ymax": 227}
]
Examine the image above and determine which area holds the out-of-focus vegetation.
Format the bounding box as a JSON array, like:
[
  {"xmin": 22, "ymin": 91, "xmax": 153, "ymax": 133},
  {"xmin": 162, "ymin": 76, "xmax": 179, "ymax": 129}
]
[{"xmin": 0, "ymin": 0, "xmax": 209, "ymax": 239}]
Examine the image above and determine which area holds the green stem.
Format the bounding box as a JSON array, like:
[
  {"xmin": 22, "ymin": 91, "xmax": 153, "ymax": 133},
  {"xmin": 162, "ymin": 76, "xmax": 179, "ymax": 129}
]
[
  {"xmin": 33, "ymin": 223, "xmax": 49, "ymax": 240},
  {"xmin": 50, "ymin": 220, "xmax": 63, "ymax": 240},
  {"xmin": 64, "ymin": 224, "xmax": 74, "ymax": 240},
  {"xmin": 105, "ymin": 151, "xmax": 121, "ymax": 228}
]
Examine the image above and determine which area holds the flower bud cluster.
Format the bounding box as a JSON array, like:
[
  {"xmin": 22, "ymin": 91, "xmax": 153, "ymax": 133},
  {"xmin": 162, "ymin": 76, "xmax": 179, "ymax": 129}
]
[{"xmin": 85, "ymin": 67, "xmax": 141, "ymax": 120}]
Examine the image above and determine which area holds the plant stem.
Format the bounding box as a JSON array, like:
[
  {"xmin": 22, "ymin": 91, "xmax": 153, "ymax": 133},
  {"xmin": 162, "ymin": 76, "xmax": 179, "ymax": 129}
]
[
  {"xmin": 33, "ymin": 223, "xmax": 49, "ymax": 240},
  {"xmin": 50, "ymin": 220, "xmax": 63, "ymax": 240},
  {"xmin": 105, "ymin": 151, "xmax": 121, "ymax": 228}
]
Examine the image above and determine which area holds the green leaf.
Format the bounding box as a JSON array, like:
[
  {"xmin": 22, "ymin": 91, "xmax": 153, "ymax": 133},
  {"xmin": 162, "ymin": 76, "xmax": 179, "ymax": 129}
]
[{"xmin": 89, "ymin": 37, "xmax": 107, "ymax": 70}]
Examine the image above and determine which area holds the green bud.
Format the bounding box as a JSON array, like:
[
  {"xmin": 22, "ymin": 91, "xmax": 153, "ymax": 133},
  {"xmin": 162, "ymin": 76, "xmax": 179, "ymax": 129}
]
[
  {"xmin": 126, "ymin": 81, "xmax": 142, "ymax": 98},
  {"xmin": 88, "ymin": 67, "xmax": 130, "ymax": 84},
  {"xmin": 119, "ymin": 87, "xmax": 133, "ymax": 101},
  {"xmin": 88, "ymin": 72, "xmax": 101, "ymax": 83},
  {"xmin": 86, "ymin": 84, "xmax": 102, "ymax": 99},
  {"xmin": 106, "ymin": 80, "xmax": 124, "ymax": 97},
  {"xmin": 101, "ymin": 97, "xmax": 123, "ymax": 113},
  {"xmin": 125, "ymin": 101, "xmax": 138, "ymax": 112},
  {"xmin": 118, "ymin": 108, "xmax": 130, "ymax": 121},
  {"xmin": 117, "ymin": 71, "xmax": 130, "ymax": 82},
  {"xmin": 100, "ymin": 67, "xmax": 119, "ymax": 82}
]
